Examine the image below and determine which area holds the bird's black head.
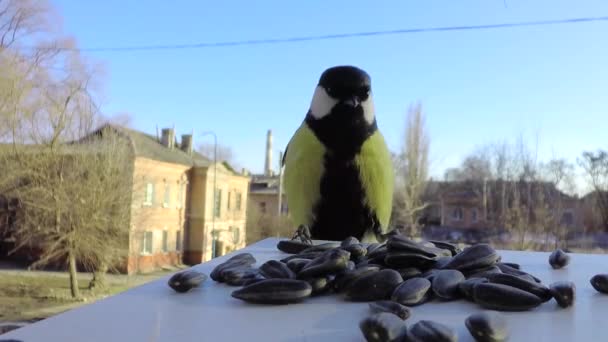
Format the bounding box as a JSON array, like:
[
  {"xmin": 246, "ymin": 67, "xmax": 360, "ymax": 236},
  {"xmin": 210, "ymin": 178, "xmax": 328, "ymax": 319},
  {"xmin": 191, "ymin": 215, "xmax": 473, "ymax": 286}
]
[
  {"xmin": 305, "ymin": 65, "xmax": 378, "ymax": 157},
  {"xmin": 308, "ymin": 65, "xmax": 375, "ymax": 125},
  {"xmin": 318, "ymin": 65, "xmax": 371, "ymax": 106}
]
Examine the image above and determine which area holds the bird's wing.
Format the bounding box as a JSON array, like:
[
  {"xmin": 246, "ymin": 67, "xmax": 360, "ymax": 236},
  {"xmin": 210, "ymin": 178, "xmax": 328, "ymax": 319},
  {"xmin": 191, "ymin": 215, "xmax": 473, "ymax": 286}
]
[
  {"xmin": 282, "ymin": 122, "xmax": 325, "ymax": 228},
  {"xmin": 281, "ymin": 141, "xmax": 289, "ymax": 167},
  {"xmin": 355, "ymin": 130, "xmax": 395, "ymax": 231}
]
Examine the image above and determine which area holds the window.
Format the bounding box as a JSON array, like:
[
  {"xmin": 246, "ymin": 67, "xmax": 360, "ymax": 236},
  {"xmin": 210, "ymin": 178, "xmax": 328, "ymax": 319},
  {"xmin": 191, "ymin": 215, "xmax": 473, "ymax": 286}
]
[
  {"xmin": 163, "ymin": 184, "xmax": 171, "ymax": 207},
  {"xmin": 176, "ymin": 230, "xmax": 182, "ymax": 251},
  {"xmin": 452, "ymin": 207, "xmax": 463, "ymax": 221},
  {"xmin": 227, "ymin": 191, "xmax": 231, "ymax": 210},
  {"xmin": 144, "ymin": 183, "xmax": 154, "ymax": 206},
  {"xmin": 561, "ymin": 211, "xmax": 574, "ymax": 227},
  {"xmin": 162, "ymin": 230, "xmax": 168, "ymax": 252},
  {"xmin": 141, "ymin": 231, "xmax": 153, "ymax": 254},
  {"xmin": 177, "ymin": 183, "xmax": 185, "ymax": 209},
  {"xmin": 231, "ymin": 226, "xmax": 241, "ymax": 245},
  {"xmin": 236, "ymin": 192, "xmax": 242, "ymax": 211},
  {"xmin": 213, "ymin": 239, "xmax": 225, "ymax": 258},
  {"xmin": 214, "ymin": 189, "xmax": 222, "ymax": 218},
  {"xmin": 212, "ymin": 239, "xmax": 218, "ymax": 258},
  {"xmin": 281, "ymin": 202, "xmax": 289, "ymax": 214},
  {"xmin": 471, "ymin": 209, "xmax": 478, "ymax": 222},
  {"xmin": 486, "ymin": 211, "xmax": 494, "ymax": 222},
  {"xmin": 260, "ymin": 201, "xmax": 267, "ymax": 214}
]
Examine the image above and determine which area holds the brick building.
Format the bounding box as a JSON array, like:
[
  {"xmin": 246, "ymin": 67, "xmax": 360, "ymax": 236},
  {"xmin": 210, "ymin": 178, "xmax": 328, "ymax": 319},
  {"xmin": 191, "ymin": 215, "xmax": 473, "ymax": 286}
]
[
  {"xmin": 440, "ymin": 190, "xmax": 488, "ymax": 229},
  {"xmin": 249, "ymin": 175, "xmax": 288, "ymax": 218},
  {"xmin": 0, "ymin": 124, "xmax": 251, "ymax": 274},
  {"xmin": 418, "ymin": 180, "xmax": 583, "ymax": 241},
  {"xmin": 579, "ymin": 190, "xmax": 608, "ymax": 232},
  {"xmin": 246, "ymin": 130, "xmax": 291, "ymax": 244}
]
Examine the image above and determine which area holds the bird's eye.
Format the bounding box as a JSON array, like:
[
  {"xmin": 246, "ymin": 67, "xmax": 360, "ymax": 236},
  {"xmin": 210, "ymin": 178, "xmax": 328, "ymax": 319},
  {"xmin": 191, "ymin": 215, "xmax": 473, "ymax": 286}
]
[{"xmin": 360, "ymin": 88, "xmax": 370, "ymax": 100}]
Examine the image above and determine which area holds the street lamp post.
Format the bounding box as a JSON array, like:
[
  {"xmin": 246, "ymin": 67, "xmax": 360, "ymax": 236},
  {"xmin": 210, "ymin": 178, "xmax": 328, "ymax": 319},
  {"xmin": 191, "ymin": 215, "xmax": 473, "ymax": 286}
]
[{"xmin": 200, "ymin": 131, "xmax": 217, "ymax": 259}]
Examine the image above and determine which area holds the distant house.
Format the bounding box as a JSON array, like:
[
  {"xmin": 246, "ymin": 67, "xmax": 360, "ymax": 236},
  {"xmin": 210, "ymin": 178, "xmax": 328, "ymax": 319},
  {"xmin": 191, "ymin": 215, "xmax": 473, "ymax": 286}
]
[
  {"xmin": 579, "ymin": 190, "xmax": 608, "ymax": 232},
  {"xmin": 418, "ymin": 180, "xmax": 583, "ymax": 240},
  {"xmin": 0, "ymin": 124, "xmax": 251, "ymax": 274},
  {"xmin": 440, "ymin": 190, "xmax": 488, "ymax": 229},
  {"xmin": 245, "ymin": 130, "xmax": 291, "ymax": 244},
  {"xmin": 249, "ymin": 174, "xmax": 288, "ymax": 217}
]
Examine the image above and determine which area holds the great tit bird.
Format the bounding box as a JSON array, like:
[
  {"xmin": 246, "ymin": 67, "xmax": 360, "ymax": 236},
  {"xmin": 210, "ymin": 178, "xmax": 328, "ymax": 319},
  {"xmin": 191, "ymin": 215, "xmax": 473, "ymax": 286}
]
[{"xmin": 281, "ymin": 65, "xmax": 394, "ymax": 243}]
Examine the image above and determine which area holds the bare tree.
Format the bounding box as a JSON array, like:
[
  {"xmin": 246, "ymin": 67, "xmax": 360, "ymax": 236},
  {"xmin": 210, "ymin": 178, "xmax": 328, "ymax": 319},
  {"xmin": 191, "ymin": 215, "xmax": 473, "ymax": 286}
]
[
  {"xmin": 393, "ymin": 102, "xmax": 430, "ymax": 235},
  {"xmin": 0, "ymin": 0, "xmax": 64, "ymax": 142},
  {"xmin": 99, "ymin": 112, "xmax": 134, "ymax": 128},
  {"xmin": 445, "ymin": 134, "xmax": 581, "ymax": 250},
  {"xmin": 537, "ymin": 158, "xmax": 576, "ymax": 248},
  {"xmin": 0, "ymin": 0, "xmax": 136, "ymax": 297},
  {"xmin": 446, "ymin": 142, "xmax": 512, "ymax": 182},
  {"xmin": 578, "ymin": 150, "xmax": 608, "ymax": 232},
  {"xmin": 442, "ymin": 142, "xmax": 509, "ymax": 230},
  {"xmin": 532, "ymin": 183, "xmax": 553, "ymax": 249},
  {"xmin": 245, "ymin": 200, "xmax": 292, "ymax": 245},
  {"xmin": 0, "ymin": 0, "xmax": 54, "ymax": 49},
  {"xmin": 2, "ymin": 133, "xmax": 133, "ymax": 296},
  {"xmin": 543, "ymin": 159, "xmax": 575, "ymax": 193},
  {"xmin": 197, "ymin": 142, "xmax": 239, "ymax": 167},
  {"xmin": 1, "ymin": 41, "xmax": 131, "ymax": 293},
  {"xmin": 448, "ymin": 154, "xmax": 493, "ymax": 182}
]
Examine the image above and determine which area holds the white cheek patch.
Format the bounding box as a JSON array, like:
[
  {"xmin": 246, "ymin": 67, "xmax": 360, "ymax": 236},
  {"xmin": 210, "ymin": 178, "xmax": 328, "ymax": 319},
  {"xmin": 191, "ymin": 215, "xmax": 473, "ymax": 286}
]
[
  {"xmin": 361, "ymin": 96, "xmax": 375, "ymax": 125},
  {"xmin": 309, "ymin": 86, "xmax": 338, "ymax": 119}
]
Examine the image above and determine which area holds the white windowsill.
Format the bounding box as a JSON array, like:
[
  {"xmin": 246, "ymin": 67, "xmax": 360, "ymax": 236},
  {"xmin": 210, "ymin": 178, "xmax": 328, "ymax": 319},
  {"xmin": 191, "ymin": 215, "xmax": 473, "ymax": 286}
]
[{"xmin": 6, "ymin": 238, "xmax": 606, "ymax": 342}]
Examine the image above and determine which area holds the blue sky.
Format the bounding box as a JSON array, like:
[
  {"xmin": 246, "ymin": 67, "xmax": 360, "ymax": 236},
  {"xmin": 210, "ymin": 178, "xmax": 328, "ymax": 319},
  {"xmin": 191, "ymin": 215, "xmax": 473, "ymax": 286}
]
[{"xmin": 51, "ymin": 0, "xmax": 608, "ymax": 182}]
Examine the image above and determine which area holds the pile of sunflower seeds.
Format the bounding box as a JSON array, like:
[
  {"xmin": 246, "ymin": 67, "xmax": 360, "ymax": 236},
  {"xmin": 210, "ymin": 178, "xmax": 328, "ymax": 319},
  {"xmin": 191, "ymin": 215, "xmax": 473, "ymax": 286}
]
[{"xmin": 168, "ymin": 232, "xmax": 608, "ymax": 342}]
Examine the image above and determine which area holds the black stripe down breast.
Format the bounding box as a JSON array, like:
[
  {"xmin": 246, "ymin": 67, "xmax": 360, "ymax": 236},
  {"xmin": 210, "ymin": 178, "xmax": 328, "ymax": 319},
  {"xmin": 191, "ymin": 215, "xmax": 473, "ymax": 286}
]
[
  {"xmin": 303, "ymin": 104, "xmax": 380, "ymax": 241},
  {"xmin": 310, "ymin": 154, "xmax": 379, "ymax": 241}
]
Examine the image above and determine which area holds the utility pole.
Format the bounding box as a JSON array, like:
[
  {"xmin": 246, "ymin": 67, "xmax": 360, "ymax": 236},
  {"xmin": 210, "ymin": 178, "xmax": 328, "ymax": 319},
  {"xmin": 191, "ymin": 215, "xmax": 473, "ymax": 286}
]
[
  {"xmin": 278, "ymin": 150, "xmax": 283, "ymax": 217},
  {"xmin": 200, "ymin": 131, "xmax": 217, "ymax": 260},
  {"xmin": 483, "ymin": 177, "xmax": 488, "ymax": 222}
]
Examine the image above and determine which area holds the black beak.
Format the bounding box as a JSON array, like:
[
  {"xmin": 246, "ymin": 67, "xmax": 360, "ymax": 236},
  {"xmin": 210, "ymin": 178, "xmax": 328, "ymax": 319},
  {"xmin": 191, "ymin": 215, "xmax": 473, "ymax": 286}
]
[{"xmin": 342, "ymin": 96, "xmax": 360, "ymax": 107}]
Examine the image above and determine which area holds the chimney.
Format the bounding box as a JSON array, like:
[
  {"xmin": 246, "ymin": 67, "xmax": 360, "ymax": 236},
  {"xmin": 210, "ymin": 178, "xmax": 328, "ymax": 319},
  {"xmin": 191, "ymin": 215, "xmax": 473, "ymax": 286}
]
[
  {"xmin": 265, "ymin": 129, "xmax": 273, "ymax": 176},
  {"xmin": 161, "ymin": 128, "xmax": 175, "ymax": 148},
  {"xmin": 180, "ymin": 134, "xmax": 193, "ymax": 155}
]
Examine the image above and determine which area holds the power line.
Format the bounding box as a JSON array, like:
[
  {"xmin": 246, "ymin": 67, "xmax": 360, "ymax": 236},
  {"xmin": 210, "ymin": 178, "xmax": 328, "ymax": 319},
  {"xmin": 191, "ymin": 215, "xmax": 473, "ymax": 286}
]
[{"xmin": 31, "ymin": 15, "xmax": 608, "ymax": 52}]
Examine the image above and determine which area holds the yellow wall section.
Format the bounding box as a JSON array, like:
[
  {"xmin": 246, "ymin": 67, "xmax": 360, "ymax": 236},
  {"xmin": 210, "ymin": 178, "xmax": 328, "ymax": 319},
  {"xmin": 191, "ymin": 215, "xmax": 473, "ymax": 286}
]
[
  {"xmin": 283, "ymin": 123, "xmax": 325, "ymax": 227},
  {"xmin": 355, "ymin": 131, "xmax": 394, "ymax": 230}
]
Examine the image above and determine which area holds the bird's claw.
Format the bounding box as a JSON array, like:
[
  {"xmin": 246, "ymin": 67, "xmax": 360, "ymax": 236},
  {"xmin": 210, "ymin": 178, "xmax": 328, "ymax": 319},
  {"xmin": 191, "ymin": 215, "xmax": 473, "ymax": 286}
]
[{"xmin": 291, "ymin": 224, "xmax": 313, "ymax": 245}]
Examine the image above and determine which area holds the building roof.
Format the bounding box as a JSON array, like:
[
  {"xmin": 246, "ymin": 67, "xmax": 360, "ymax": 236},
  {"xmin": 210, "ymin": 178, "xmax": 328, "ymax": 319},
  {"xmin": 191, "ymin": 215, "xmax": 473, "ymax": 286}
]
[
  {"xmin": 1, "ymin": 124, "xmax": 254, "ymax": 177},
  {"xmin": 426, "ymin": 179, "xmax": 577, "ymax": 202},
  {"xmin": 220, "ymin": 161, "xmax": 250, "ymax": 178},
  {"xmin": 581, "ymin": 190, "xmax": 608, "ymax": 201},
  {"xmin": 441, "ymin": 190, "xmax": 481, "ymax": 205},
  {"xmin": 250, "ymin": 174, "xmax": 281, "ymax": 195},
  {"xmin": 250, "ymin": 188, "xmax": 281, "ymax": 195},
  {"xmin": 86, "ymin": 124, "xmax": 212, "ymax": 167}
]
